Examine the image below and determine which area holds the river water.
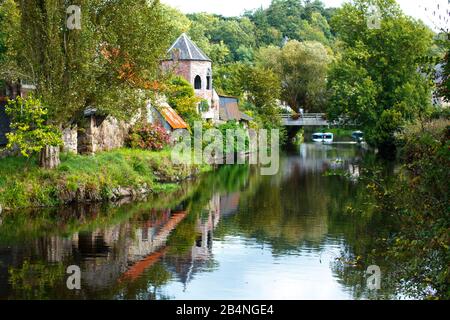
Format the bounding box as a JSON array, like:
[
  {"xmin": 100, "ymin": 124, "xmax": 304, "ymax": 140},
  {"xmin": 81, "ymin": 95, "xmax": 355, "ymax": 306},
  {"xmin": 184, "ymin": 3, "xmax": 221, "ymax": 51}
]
[{"xmin": 0, "ymin": 143, "xmax": 397, "ymax": 300}]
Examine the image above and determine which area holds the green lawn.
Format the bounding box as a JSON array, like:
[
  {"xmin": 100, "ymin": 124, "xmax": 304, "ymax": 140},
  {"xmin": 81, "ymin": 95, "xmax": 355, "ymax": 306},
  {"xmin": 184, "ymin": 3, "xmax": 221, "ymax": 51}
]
[{"xmin": 0, "ymin": 148, "xmax": 209, "ymax": 210}]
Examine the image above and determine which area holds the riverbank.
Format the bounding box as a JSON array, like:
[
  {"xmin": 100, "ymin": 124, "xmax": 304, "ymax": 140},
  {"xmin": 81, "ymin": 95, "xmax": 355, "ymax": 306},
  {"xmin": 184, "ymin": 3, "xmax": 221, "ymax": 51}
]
[
  {"xmin": 0, "ymin": 148, "xmax": 211, "ymax": 211},
  {"xmin": 348, "ymin": 118, "xmax": 450, "ymax": 299}
]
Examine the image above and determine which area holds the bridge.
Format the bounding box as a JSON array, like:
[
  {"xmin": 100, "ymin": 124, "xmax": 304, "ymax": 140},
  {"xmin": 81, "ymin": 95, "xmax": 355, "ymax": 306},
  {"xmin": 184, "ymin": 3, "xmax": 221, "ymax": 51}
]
[{"xmin": 281, "ymin": 113, "xmax": 329, "ymax": 127}]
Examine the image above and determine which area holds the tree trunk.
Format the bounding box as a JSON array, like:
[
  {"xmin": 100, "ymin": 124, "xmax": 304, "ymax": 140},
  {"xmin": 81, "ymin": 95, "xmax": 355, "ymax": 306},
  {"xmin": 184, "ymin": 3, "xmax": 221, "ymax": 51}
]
[{"xmin": 39, "ymin": 145, "xmax": 60, "ymax": 169}]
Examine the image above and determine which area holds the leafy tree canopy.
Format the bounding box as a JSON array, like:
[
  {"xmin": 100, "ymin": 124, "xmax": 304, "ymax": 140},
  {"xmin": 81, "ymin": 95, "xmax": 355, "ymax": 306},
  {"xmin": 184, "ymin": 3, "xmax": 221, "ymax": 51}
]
[
  {"xmin": 0, "ymin": 0, "xmax": 171, "ymax": 126},
  {"xmin": 327, "ymin": 0, "xmax": 435, "ymax": 154}
]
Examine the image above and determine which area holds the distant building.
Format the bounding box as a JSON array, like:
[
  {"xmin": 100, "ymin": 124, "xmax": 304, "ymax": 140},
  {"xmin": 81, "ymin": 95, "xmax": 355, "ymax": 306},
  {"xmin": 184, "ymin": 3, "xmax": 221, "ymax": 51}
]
[
  {"xmin": 219, "ymin": 95, "xmax": 253, "ymax": 127},
  {"xmin": 161, "ymin": 33, "xmax": 220, "ymax": 122}
]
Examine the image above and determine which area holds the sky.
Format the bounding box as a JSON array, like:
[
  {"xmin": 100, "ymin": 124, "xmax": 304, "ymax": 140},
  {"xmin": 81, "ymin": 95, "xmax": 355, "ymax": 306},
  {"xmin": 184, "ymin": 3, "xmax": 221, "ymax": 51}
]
[{"xmin": 160, "ymin": 0, "xmax": 449, "ymax": 31}]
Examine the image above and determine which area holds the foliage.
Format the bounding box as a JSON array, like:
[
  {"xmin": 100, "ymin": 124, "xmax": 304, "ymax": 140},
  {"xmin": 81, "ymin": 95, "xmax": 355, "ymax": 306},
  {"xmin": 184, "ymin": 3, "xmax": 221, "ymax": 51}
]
[
  {"xmin": 257, "ymin": 40, "xmax": 331, "ymax": 113},
  {"xmin": 247, "ymin": 0, "xmax": 334, "ymax": 47},
  {"xmin": 0, "ymin": 0, "xmax": 171, "ymax": 125},
  {"xmin": 164, "ymin": 76, "xmax": 201, "ymax": 126},
  {"xmin": 198, "ymin": 99, "xmax": 210, "ymax": 113},
  {"xmin": 126, "ymin": 124, "xmax": 170, "ymax": 151},
  {"xmin": 0, "ymin": 148, "xmax": 210, "ymax": 209},
  {"xmin": 337, "ymin": 119, "xmax": 450, "ymax": 299},
  {"xmin": 386, "ymin": 120, "xmax": 449, "ymax": 298},
  {"xmin": 437, "ymin": 45, "xmax": 449, "ymax": 102},
  {"xmin": 8, "ymin": 260, "xmax": 65, "ymax": 300},
  {"xmin": 212, "ymin": 62, "xmax": 244, "ymax": 97},
  {"xmin": 4, "ymin": 96, "xmax": 62, "ymax": 157},
  {"xmin": 0, "ymin": 0, "xmax": 21, "ymax": 81},
  {"xmin": 327, "ymin": 0, "xmax": 435, "ymax": 155},
  {"xmin": 217, "ymin": 121, "xmax": 249, "ymax": 154},
  {"xmin": 161, "ymin": 0, "xmax": 335, "ymax": 66},
  {"xmin": 238, "ymin": 64, "xmax": 282, "ymax": 129}
]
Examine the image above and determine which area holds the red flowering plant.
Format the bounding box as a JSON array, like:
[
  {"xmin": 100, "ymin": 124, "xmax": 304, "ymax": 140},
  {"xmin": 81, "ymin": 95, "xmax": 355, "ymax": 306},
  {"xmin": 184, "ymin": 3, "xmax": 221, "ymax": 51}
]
[{"xmin": 126, "ymin": 124, "xmax": 170, "ymax": 151}]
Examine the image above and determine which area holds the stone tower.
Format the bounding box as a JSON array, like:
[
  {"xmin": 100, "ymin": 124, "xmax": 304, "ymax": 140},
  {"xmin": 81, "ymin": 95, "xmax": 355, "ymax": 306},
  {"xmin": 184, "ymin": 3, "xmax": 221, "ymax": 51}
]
[{"xmin": 161, "ymin": 33, "xmax": 219, "ymax": 121}]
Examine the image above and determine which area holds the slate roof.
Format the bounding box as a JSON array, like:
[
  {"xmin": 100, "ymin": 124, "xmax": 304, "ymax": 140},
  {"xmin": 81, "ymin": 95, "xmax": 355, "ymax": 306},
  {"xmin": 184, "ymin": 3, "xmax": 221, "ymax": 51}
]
[
  {"xmin": 166, "ymin": 33, "xmax": 211, "ymax": 62},
  {"xmin": 218, "ymin": 96, "xmax": 253, "ymax": 122}
]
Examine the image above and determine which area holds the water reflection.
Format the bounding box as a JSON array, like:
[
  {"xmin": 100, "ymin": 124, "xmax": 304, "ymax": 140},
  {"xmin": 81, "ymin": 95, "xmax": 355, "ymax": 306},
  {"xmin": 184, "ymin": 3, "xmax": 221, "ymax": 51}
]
[{"xmin": 0, "ymin": 143, "xmax": 395, "ymax": 300}]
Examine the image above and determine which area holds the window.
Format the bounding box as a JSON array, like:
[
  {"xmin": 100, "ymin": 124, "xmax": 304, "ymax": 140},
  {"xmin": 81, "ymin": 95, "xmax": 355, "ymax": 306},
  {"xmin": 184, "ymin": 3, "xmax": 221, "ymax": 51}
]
[
  {"xmin": 206, "ymin": 69, "xmax": 212, "ymax": 90},
  {"xmin": 194, "ymin": 75, "xmax": 202, "ymax": 89}
]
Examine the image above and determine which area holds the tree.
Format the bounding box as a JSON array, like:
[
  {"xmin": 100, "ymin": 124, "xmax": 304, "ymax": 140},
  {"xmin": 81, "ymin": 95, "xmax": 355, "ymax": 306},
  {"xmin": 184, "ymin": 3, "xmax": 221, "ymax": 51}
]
[
  {"xmin": 0, "ymin": 0, "xmax": 172, "ymax": 163},
  {"xmin": 213, "ymin": 62, "xmax": 243, "ymax": 97},
  {"xmin": 327, "ymin": 0, "xmax": 435, "ymax": 156},
  {"xmin": 238, "ymin": 64, "xmax": 282, "ymax": 129},
  {"xmin": 5, "ymin": 96, "xmax": 62, "ymax": 168},
  {"xmin": 258, "ymin": 40, "xmax": 331, "ymax": 113},
  {"xmin": 3, "ymin": 2, "xmax": 170, "ymax": 124},
  {"xmin": 0, "ymin": 0, "xmax": 22, "ymax": 83},
  {"xmin": 437, "ymin": 44, "xmax": 449, "ymax": 102},
  {"xmin": 266, "ymin": 0, "xmax": 304, "ymax": 40},
  {"xmin": 160, "ymin": 3, "xmax": 192, "ymax": 44},
  {"xmin": 244, "ymin": 7, "xmax": 282, "ymax": 47},
  {"xmin": 297, "ymin": 12, "xmax": 333, "ymax": 45},
  {"xmin": 164, "ymin": 76, "xmax": 200, "ymax": 127}
]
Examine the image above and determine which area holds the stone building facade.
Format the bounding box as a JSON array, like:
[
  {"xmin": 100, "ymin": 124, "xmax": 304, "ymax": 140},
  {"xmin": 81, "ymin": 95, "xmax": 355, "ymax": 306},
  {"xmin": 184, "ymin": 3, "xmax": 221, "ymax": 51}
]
[
  {"xmin": 161, "ymin": 33, "xmax": 220, "ymax": 122},
  {"xmin": 61, "ymin": 113, "xmax": 133, "ymax": 155}
]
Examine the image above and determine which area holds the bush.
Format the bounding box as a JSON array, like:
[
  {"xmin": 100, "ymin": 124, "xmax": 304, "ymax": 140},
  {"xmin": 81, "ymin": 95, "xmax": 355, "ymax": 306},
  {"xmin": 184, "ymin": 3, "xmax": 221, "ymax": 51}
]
[
  {"xmin": 4, "ymin": 96, "xmax": 62, "ymax": 157},
  {"xmin": 126, "ymin": 124, "xmax": 170, "ymax": 151}
]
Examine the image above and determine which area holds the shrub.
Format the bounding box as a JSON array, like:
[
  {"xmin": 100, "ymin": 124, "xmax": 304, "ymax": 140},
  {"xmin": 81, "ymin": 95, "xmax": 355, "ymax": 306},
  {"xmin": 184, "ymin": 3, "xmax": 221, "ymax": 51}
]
[
  {"xmin": 126, "ymin": 124, "xmax": 170, "ymax": 151},
  {"xmin": 4, "ymin": 96, "xmax": 62, "ymax": 157}
]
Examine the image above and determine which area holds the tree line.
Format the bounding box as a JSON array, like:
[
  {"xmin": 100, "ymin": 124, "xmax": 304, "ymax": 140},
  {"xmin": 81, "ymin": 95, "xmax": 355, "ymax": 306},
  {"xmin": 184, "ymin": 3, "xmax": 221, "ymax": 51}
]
[{"xmin": 0, "ymin": 0, "xmax": 448, "ymax": 159}]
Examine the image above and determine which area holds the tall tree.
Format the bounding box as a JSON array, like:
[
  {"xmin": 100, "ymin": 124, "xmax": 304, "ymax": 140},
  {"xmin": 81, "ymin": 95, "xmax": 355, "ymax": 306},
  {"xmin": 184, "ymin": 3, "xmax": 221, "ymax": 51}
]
[
  {"xmin": 0, "ymin": 0, "xmax": 22, "ymax": 83},
  {"xmin": 238, "ymin": 64, "xmax": 282, "ymax": 129},
  {"xmin": 438, "ymin": 48, "xmax": 449, "ymax": 102},
  {"xmin": 257, "ymin": 40, "xmax": 331, "ymax": 113},
  {"xmin": 2, "ymin": 0, "xmax": 171, "ymax": 126},
  {"xmin": 0, "ymin": 0, "xmax": 171, "ymax": 166},
  {"xmin": 327, "ymin": 0, "xmax": 434, "ymax": 156}
]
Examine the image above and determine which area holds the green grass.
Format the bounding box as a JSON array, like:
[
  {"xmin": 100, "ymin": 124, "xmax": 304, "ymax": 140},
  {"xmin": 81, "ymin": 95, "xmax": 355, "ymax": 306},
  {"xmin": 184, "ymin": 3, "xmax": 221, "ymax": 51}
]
[{"xmin": 0, "ymin": 148, "xmax": 210, "ymax": 210}]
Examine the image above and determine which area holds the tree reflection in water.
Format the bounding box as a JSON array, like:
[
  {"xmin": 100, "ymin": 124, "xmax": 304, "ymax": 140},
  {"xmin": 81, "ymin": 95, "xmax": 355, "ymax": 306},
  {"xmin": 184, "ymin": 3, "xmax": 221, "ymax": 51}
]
[{"xmin": 0, "ymin": 144, "xmax": 412, "ymax": 299}]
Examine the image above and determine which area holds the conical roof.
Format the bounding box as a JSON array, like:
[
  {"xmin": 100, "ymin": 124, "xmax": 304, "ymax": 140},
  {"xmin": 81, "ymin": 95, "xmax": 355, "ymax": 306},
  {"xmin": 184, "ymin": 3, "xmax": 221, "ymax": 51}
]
[{"xmin": 166, "ymin": 33, "xmax": 211, "ymax": 62}]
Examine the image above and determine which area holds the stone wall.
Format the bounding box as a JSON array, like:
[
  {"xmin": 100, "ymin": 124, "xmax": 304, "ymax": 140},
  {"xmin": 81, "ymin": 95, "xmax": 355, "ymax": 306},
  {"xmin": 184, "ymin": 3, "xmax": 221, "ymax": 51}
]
[
  {"xmin": 190, "ymin": 60, "xmax": 213, "ymax": 103},
  {"xmin": 77, "ymin": 115, "xmax": 132, "ymax": 155},
  {"xmin": 161, "ymin": 60, "xmax": 191, "ymax": 84},
  {"xmin": 62, "ymin": 126, "xmax": 78, "ymax": 154}
]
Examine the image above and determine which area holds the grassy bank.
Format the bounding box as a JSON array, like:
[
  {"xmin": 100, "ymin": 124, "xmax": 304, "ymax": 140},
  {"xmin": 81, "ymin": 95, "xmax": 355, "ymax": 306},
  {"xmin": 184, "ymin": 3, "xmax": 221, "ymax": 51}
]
[{"xmin": 0, "ymin": 148, "xmax": 210, "ymax": 210}]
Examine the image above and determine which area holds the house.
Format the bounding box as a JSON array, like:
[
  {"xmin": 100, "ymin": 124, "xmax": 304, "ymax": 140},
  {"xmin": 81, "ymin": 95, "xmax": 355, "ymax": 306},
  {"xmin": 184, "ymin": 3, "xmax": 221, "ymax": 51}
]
[
  {"xmin": 161, "ymin": 33, "xmax": 221, "ymax": 123},
  {"xmin": 219, "ymin": 95, "xmax": 253, "ymax": 127}
]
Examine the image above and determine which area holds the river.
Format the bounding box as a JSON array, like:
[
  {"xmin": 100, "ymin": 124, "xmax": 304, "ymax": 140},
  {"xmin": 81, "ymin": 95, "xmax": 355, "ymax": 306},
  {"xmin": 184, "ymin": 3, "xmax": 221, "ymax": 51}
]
[{"xmin": 0, "ymin": 142, "xmax": 398, "ymax": 300}]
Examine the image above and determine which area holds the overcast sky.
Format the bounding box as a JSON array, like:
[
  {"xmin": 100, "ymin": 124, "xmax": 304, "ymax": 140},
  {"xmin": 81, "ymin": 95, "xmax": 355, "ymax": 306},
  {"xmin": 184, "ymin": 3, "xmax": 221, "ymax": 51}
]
[{"xmin": 161, "ymin": 0, "xmax": 449, "ymax": 31}]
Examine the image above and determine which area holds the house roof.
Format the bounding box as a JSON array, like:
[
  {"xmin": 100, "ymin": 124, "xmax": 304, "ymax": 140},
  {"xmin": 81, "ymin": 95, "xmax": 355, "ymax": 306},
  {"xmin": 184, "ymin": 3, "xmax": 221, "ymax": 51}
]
[
  {"xmin": 219, "ymin": 101, "xmax": 253, "ymax": 122},
  {"xmin": 165, "ymin": 33, "xmax": 211, "ymax": 62},
  {"xmin": 159, "ymin": 104, "xmax": 188, "ymax": 129}
]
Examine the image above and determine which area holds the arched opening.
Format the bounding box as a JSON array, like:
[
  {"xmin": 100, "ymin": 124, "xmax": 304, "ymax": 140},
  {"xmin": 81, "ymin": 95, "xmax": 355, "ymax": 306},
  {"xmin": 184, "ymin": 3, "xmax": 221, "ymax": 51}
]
[
  {"xmin": 194, "ymin": 75, "xmax": 202, "ymax": 90},
  {"xmin": 206, "ymin": 69, "xmax": 212, "ymax": 90}
]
